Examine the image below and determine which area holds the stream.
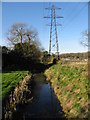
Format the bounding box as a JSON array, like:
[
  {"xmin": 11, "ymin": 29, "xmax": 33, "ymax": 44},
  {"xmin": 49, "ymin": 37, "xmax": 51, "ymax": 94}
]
[{"xmin": 13, "ymin": 73, "xmax": 66, "ymax": 119}]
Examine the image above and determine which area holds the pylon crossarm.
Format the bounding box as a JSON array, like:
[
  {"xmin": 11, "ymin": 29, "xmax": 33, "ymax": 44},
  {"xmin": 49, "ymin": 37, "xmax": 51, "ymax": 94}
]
[
  {"xmin": 43, "ymin": 16, "xmax": 51, "ymax": 18},
  {"xmin": 56, "ymin": 16, "xmax": 64, "ymax": 18}
]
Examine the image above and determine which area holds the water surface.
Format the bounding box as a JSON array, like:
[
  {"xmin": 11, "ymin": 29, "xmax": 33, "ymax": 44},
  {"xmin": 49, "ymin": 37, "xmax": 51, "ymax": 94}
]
[{"xmin": 14, "ymin": 73, "xmax": 66, "ymax": 119}]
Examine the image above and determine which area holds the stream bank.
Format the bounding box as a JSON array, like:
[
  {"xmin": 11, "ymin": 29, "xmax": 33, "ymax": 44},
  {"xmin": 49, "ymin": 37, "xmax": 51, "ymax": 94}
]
[
  {"xmin": 2, "ymin": 73, "xmax": 33, "ymax": 120},
  {"xmin": 11, "ymin": 73, "xmax": 66, "ymax": 119},
  {"xmin": 44, "ymin": 61, "xmax": 88, "ymax": 119}
]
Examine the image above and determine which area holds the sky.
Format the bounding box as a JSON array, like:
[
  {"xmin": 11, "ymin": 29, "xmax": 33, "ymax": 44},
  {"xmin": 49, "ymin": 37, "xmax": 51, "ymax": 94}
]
[{"xmin": 1, "ymin": 2, "xmax": 88, "ymax": 53}]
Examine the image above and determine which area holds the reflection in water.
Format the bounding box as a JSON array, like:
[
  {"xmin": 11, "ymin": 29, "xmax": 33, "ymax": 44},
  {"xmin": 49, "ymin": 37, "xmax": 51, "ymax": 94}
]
[{"xmin": 13, "ymin": 73, "xmax": 66, "ymax": 119}]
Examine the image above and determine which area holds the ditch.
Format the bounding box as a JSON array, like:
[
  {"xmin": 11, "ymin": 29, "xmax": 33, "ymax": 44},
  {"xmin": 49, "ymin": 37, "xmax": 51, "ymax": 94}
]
[{"xmin": 12, "ymin": 73, "xmax": 66, "ymax": 119}]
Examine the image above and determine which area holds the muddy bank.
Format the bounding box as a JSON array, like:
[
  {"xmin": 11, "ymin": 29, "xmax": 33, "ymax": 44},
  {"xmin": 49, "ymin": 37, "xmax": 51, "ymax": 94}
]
[{"xmin": 2, "ymin": 74, "xmax": 33, "ymax": 120}]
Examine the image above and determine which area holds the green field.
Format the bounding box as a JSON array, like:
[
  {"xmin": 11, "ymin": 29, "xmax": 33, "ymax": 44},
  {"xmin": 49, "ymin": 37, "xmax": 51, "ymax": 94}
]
[
  {"xmin": 45, "ymin": 61, "xmax": 88, "ymax": 118},
  {"xmin": 2, "ymin": 71, "xmax": 28, "ymax": 101}
]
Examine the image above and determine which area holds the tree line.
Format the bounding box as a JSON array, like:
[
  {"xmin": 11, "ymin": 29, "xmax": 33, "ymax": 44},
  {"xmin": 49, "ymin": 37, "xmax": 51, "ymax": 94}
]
[
  {"xmin": 60, "ymin": 52, "xmax": 88, "ymax": 59},
  {"xmin": 2, "ymin": 23, "xmax": 88, "ymax": 70},
  {"xmin": 2, "ymin": 23, "xmax": 51, "ymax": 70}
]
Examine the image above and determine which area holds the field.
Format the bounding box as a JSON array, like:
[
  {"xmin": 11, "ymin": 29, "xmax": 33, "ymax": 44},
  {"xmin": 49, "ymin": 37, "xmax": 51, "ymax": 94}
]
[
  {"xmin": 2, "ymin": 71, "xmax": 29, "ymax": 101},
  {"xmin": 45, "ymin": 61, "xmax": 88, "ymax": 118}
]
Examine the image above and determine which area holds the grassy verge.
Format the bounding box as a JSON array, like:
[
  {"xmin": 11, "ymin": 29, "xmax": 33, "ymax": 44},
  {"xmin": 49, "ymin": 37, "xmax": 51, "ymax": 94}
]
[
  {"xmin": 2, "ymin": 71, "xmax": 29, "ymax": 101},
  {"xmin": 45, "ymin": 61, "xmax": 88, "ymax": 119}
]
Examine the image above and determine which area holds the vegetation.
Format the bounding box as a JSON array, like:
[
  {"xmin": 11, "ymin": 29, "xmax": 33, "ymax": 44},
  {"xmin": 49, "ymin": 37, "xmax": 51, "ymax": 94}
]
[
  {"xmin": 80, "ymin": 30, "xmax": 88, "ymax": 47},
  {"xmin": 41, "ymin": 51, "xmax": 52, "ymax": 64},
  {"xmin": 2, "ymin": 23, "xmax": 42, "ymax": 70},
  {"xmin": 45, "ymin": 61, "xmax": 88, "ymax": 118},
  {"xmin": 2, "ymin": 71, "xmax": 28, "ymax": 101},
  {"xmin": 60, "ymin": 52, "xmax": 88, "ymax": 59},
  {"xmin": 2, "ymin": 22, "xmax": 89, "ymax": 119},
  {"xmin": 7, "ymin": 23, "xmax": 38, "ymax": 46}
]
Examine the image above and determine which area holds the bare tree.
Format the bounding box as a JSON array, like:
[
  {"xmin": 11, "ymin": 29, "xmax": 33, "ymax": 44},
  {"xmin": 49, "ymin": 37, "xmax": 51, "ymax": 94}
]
[
  {"xmin": 25, "ymin": 27, "xmax": 38, "ymax": 44},
  {"xmin": 80, "ymin": 30, "xmax": 88, "ymax": 47},
  {"xmin": 7, "ymin": 23, "xmax": 39, "ymax": 47},
  {"xmin": 7, "ymin": 23, "xmax": 27, "ymax": 46}
]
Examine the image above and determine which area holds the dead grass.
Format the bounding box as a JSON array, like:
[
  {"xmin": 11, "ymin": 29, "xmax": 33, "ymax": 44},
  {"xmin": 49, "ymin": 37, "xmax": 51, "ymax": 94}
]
[{"xmin": 45, "ymin": 61, "xmax": 88, "ymax": 119}]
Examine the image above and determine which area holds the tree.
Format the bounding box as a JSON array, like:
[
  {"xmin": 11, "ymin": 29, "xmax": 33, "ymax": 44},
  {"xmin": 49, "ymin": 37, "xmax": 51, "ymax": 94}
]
[
  {"xmin": 41, "ymin": 51, "xmax": 51, "ymax": 64},
  {"xmin": 80, "ymin": 30, "xmax": 88, "ymax": 47},
  {"xmin": 26, "ymin": 28, "xmax": 38, "ymax": 44},
  {"xmin": 7, "ymin": 23, "xmax": 39, "ymax": 48},
  {"xmin": 14, "ymin": 42, "xmax": 41, "ymax": 62},
  {"xmin": 7, "ymin": 23, "xmax": 27, "ymax": 46},
  {"xmin": 2, "ymin": 46, "xmax": 9, "ymax": 54},
  {"xmin": 6, "ymin": 23, "xmax": 42, "ymax": 64}
]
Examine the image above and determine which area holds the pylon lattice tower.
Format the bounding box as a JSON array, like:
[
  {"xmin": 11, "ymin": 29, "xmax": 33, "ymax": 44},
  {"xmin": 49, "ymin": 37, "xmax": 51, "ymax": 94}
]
[{"xmin": 44, "ymin": 4, "xmax": 63, "ymax": 59}]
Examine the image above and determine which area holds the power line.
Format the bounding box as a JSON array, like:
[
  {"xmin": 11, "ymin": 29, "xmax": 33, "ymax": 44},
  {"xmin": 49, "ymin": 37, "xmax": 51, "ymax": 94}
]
[
  {"xmin": 63, "ymin": 3, "xmax": 88, "ymax": 29},
  {"xmin": 63, "ymin": 2, "xmax": 82, "ymax": 25}
]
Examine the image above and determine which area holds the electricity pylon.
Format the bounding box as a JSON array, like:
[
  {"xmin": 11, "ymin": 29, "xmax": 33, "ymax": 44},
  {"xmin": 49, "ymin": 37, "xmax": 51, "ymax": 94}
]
[{"xmin": 44, "ymin": 4, "xmax": 63, "ymax": 59}]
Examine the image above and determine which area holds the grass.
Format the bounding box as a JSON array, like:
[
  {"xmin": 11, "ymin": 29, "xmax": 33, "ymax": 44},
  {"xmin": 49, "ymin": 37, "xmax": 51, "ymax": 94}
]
[
  {"xmin": 2, "ymin": 70, "xmax": 29, "ymax": 101},
  {"xmin": 45, "ymin": 61, "xmax": 89, "ymax": 118}
]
